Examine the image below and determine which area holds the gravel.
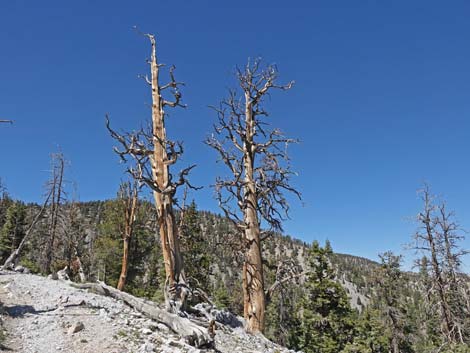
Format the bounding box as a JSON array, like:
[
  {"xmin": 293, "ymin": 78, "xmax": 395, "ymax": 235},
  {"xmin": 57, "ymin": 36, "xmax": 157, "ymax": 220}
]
[{"xmin": 0, "ymin": 271, "xmax": 299, "ymax": 353}]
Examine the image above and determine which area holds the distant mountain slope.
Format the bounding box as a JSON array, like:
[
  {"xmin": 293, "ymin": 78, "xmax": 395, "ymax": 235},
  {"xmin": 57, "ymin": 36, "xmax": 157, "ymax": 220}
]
[{"xmin": 12, "ymin": 200, "xmax": 391, "ymax": 309}]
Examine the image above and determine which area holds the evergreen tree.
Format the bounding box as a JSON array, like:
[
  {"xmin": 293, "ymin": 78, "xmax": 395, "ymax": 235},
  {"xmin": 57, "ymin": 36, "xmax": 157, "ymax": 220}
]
[
  {"xmin": 374, "ymin": 252, "xmax": 414, "ymax": 353},
  {"xmin": 93, "ymin": 198, "xmax": 162, "ymax": 298},
  {"xmin": 0, "ymin": 180, "xmax": 13, "ymax": 229},
  {"xmin": 265, "ymin": 282, "xmax": 301, "ymax": 347},
  {"xmin": 213, "ymin": 280, "xmax": 231, "ymax": 309},
  {"xmin": 291, "ymin": 241, "xmax": 355, "ymax": 353},
  {"xmin": 179, "ymin": 200, "xmax": 212, "ymax": 294},
  {"xmin": 0, "ymin": 202, "xmax": 27, "ymax": 262},
  {"xmin": 342, "ymin": 309, "xmax": 389, "ymax": 353}
]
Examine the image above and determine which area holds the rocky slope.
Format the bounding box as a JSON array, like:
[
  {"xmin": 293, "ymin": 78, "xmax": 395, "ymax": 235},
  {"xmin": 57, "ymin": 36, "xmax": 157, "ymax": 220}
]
[{"xmin": 0, "ymin": 271, "xmax": 297, "ymax": 353}]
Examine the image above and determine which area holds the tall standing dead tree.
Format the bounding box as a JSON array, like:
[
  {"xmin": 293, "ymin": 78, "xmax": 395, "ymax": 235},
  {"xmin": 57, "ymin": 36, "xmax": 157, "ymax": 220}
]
[
  {"xmin": 414, "ymin": 184, "xmax": 467, "ymax": 344},
  {"xmin": 117, "ymin": 180, "xmax": 139, "ymax": 291},
  {"xmin": 43, "ymin": 152, "xmax": 66, "ymax": 273},
  {"xmin": 107, "ymin": 32, "xmax": 196, "ymax": 312},
  {"xmin": 205, "ymin": 59, "xmax": 300, "ymax": 333}
]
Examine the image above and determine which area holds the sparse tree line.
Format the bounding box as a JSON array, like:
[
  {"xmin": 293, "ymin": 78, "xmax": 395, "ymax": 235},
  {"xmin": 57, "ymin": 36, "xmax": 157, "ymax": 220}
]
[{"xmin": 1, "ymin": 31, "xmax": 470, "ymax": 352}]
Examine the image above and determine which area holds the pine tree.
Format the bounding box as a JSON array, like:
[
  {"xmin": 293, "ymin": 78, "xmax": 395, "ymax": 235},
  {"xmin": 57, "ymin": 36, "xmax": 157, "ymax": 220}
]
[
  {"xmin": 265, "ymin": 281, "xmax": 301, "ymax": 347},
  {"xmin": 93, "ymin": 199, "xmax": 122, "ymax": 285},
  {"xmin": 374, "ymin": 252, "xmax": 413, "ymax": 353},
  {"xmin": 0, "ymin": 202, "xmax": 27, "ymax": 262},
  {"xmin": 106, "ymin": 32, "xmax": 195, "ymax": 312},
  {"xmin": 179, "ymin": 200, "xmax": 212, "ymax": 294},
  {"xmin": 213, "ymin": 281, "xmax": 231, "ymax": 309},
  {"xmin": 93, "ymin": 197, "xmax": 162, "ymax": 298},
  {"xmin": 414, "ymin": 185, "xmax": 469, "ymax": 345},
  {"xmin": 205, "ymin": 59, "xmax": 300, "ymax": 333},
  {"xmin": 342, "ymin": 309, "xmax": 389, "ymax": 353},
  {"xmin": 292, "ymin": 241, "xmax": 355, "ymax": 353},
  {"xmin": 0, "ymin": 180, "xmax": 13, "ymax": 229}
]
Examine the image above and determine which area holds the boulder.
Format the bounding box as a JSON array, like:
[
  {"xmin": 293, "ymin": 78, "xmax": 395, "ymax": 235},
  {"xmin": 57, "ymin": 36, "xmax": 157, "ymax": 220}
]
[
  {"xmin": 14, "ymin": 265, "xmax": 25, "ymax": 273},
  {"xmin": 68, "ymin": 321, "xmax": 85, "ymax": 335},
  {"xmin": 57, "ymin": 267, "xmax": 70, "ymax": 281},
  {"xmin": 48, "ymin": 273, "xmax": 59, "ymax": 280}
]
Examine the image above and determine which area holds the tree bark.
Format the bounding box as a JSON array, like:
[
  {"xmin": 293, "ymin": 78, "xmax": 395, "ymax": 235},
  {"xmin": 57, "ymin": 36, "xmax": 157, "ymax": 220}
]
[
  {"xmin": 426, "ymin": 219, "xmax": 454, "ymax": 340},
  {"xmin": 117, "ymin": 237, "xmax": 130, "ymax": 291},
  {"xmin": 242, "ymin": 95, "xmax": 265, "ymax": 333},
  {"xmin": 117, "ymin": 182, "xmax": 138, "ymax": 291},
  {"xmin": 106, "ymin": 32, "xmax": 193, "ymax": 314},
  {"xmin": 205, "ymin": 61, "xmax": 298, "ymax": 334},
  {"xmin": 147, "ymin": 35, "xmax": 186, "ymax": 308}
]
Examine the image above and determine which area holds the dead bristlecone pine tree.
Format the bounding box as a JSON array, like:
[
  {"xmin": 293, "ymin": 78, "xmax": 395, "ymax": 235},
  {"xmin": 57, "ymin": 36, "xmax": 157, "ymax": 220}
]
[
  {"xmin": 206, "ymin": 59, "xmax": 301, "ymax": 333},
  {"xmin": 414, "ymin": 184, "xmax": 467, "ymax": 345},
  {"xmin": 107, "ymin": 31, "xmax": 197, "ymax": 313}
]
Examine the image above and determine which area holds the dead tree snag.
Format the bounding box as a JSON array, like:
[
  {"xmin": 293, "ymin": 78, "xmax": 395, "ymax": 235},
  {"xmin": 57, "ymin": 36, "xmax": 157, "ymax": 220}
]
[
  {"xmin": 117, "ymin": 180, "xmax": 139, "ymax": 291},
  {"xmin": 106, "ymin": 31, "xmax": 196, "ymax": 312},
  {"xmin": 206, "ymin": 59, "xmax": 300, "ymax": 333}
]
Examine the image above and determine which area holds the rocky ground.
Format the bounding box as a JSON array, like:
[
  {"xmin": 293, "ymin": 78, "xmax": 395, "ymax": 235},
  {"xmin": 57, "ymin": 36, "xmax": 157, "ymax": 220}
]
[{"xmin": 0, "ymin": 271, "xmax": 297, "ymax": 353}]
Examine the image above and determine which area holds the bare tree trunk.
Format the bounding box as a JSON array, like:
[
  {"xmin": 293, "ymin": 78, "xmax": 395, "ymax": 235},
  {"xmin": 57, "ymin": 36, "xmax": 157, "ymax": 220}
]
[
  {"xmin": 117, "ymin": 237, "xmax": 130, "ymax": 290},
  {"xmin": 117, "ymin": 182, "xmax": 138, "ymax": 291},
  {"xmin": 417, "ymin": 186, "xmax": 460, "ymax": 344},
  {"xmin": 242, "ymin": 96, "xmax": 265, "ymax": 333},
  {"xmin": 427, "ymin": 217, "xmax": 454, "ymax": 340},
  {"xmin": 438, "ymin": 205, "xmax": 465, "ymax": 344},
  {"xmin": 45, "ymin": 153, "xmax": 65, "ymax": 273},
  {"xmin": 107, "ymin": 32, "xmax": 193, "ymax": 312},
  {"xmin": 206, "ymin": 60, "xmax": 299, "ymax": 334},
  {"xmin": 147, "ymin": 35, "xmax": 186, "ymax": 303},
  {"xmin": 388, "ymin": 308, "xmax": 400, "ymax": 353}
]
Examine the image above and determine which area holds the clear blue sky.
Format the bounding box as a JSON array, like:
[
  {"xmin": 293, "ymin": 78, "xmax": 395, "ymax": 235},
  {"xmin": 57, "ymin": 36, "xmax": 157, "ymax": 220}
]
[{"xmin": 1, "ymin": 0, "xmax": 469, "ymax": 268}]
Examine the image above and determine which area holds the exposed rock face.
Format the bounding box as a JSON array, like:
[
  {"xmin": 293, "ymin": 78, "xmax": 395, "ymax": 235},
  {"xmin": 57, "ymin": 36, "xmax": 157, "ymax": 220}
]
[{"xmin": 0, "ymin": 272, "xmax": 299, "ymax": 353}]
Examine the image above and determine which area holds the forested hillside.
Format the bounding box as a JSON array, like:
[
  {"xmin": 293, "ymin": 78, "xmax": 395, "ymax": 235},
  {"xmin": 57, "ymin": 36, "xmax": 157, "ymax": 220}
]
[{"xmin": 1, "ymin": 184, "xmax": 469, "ymax": 352}]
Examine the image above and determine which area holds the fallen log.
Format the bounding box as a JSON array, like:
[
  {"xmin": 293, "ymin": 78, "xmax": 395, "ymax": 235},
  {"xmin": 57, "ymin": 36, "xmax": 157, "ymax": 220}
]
[{"xmin": 67, "ymin": 281, "xmax": 213, "ymax": 348}]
